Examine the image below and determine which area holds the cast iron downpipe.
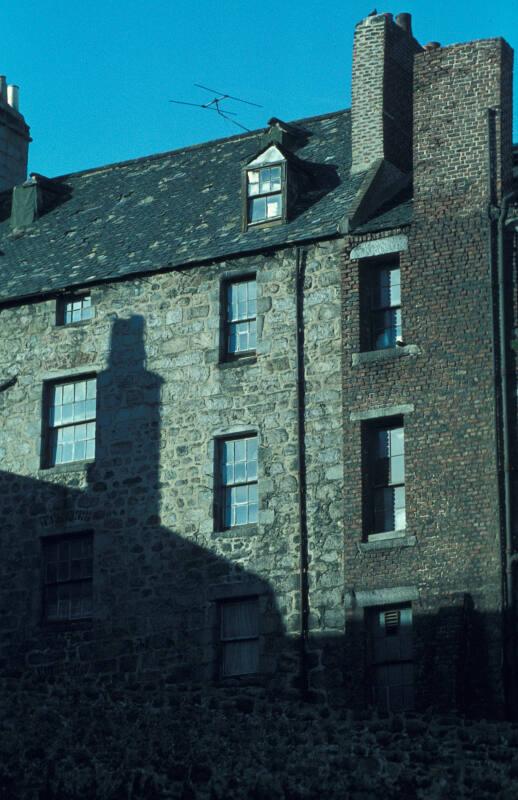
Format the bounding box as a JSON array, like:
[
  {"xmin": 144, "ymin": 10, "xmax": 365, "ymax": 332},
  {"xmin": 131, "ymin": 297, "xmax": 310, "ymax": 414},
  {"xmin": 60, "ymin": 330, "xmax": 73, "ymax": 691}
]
[
  {"xmin": 497, "ymin": 192, "xmax": 517, "ymax": 609},
  {"xmin": 487, "ymin": 108, "xmax": 518, "ymax": 714},
  {"xmin": 295, "ymin": 247, "xmax": 310, "ymax": 699}
]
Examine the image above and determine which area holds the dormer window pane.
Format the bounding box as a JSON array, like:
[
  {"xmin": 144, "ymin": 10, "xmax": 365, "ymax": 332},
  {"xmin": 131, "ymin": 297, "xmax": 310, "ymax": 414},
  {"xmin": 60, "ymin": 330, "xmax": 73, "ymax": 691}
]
[
  {"xmin": 250, "ymin": 197, "xmax": 267, "ymax": 223},
  {"xmin": 267, "ymin": 195, "xmax": 282, "ymax": 218},
  {"xmin": 270, "ymin": 167, "xmax": 282, "ymax": 190},
  {"xmin": 248, "ymin": 170, "xmax": 260, "ymax": 196}
]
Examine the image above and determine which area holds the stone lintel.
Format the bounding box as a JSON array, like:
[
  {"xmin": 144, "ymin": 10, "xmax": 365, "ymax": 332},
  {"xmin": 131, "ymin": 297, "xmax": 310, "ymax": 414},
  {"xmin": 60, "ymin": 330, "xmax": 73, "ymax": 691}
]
[
  {"xmin": 345, "ymin": 585, "xmax": 419, "ymax": 609},
  {"xmin": 350, "ymin": 234, "xmax": 408, "ymax": 260},
  {"xmin": 349, "ymin": 403, "xmax": 414, "ymax": 421}
]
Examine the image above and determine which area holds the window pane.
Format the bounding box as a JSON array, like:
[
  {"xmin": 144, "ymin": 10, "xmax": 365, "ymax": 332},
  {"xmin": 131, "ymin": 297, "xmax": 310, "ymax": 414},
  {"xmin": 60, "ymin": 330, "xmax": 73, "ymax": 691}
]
[
  {"xmin": 394, "ymin": 487, "xmax": 406, "ymax": 530},
  {"xmin": 390, "ymin": 427, "xmax": 404, "ymax": 456},
  {"xmin": 221, "ymin": 598, "xmax": 259, "ymax": 638},
  {"xmin": 75, "ymin": 381, "xmax": 86, "ymax": 401},
  {"xmin": 372, "ymin": 267, "xmax": 399, "ymax": 309},
  {"xmin": 63, "ymin": 384, "xmax": 74, "ymax": 404},
  {"xmin": 247, "ymin": 170, "xmax": 259, "ymax": 196},
  {"xmin": 374, "ymin": 488, "xmax": 393, "ymax": 532},
  {"xmin": 375, "ymin": 429, "xmax": 389, "ymax": 459},
  {"xmin": 74, "ymin": 441, "xmax": 86, "ymax": 461},
  {"xmin": 373, "ymin": 310, "xmax": 399, "ymax": 349},
  {"xmin": 390, "ymin": 455, "xmax": 405, "ymax": 485},
  {"xmin": 270, "ymin": 166, "xmax": 282, "ymax": 190},
  {"xmin": 63, "ymin": 426, "xmax": 74, "ymax": 443},
  {"xmin": 222, "ymin": 640, "xmax": 259, "ymax": 677},
  {"xmin": 62, "ymin": 443, "xmax": 74, "ymax": 463},
  {"xmin": 249, "ymin": 196, "xmax": 266, "ymax": 223},
  {"xmin": 267, "ymin": 194, "xmax": 282, "ymax": 218}
]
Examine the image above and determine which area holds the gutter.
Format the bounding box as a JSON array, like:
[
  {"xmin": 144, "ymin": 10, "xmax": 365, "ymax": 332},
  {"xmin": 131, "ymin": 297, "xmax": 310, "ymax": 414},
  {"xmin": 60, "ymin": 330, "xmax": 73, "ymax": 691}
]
[{"xmin": 295, "ymin": 246, "xmax": 310, "ymax": 699}]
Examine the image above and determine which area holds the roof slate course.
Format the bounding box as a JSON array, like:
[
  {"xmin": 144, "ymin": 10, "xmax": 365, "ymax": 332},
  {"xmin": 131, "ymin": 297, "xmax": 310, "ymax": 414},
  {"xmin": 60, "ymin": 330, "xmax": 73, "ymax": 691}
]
[{"xmin": 0, "ymin": 110, "xmax": 412, "ymax": 304}]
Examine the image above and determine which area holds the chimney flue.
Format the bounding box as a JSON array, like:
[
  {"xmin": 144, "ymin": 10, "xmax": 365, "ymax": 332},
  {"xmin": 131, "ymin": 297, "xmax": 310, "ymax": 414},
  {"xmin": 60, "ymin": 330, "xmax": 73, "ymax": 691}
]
[
  {"xmin": 7, "ymin": 84, "xmax": 19, "ymax": 111},
  {"xmin": 0, "ymin": 75, "xmax": 30, "ymax": 190},
  {"xmin": 351, "ymin": 12, "xmax": 421, "ymax": 174},
  {"xmin": 395, "ymin": 13, "xmax": 412, "ymax": 35}
]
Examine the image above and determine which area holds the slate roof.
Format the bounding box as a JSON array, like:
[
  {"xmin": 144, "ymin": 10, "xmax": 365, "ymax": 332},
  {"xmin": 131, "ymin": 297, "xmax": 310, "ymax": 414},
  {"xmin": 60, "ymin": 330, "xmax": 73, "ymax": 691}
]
[{"xmin": 0, "ymin": 109, "xmax": 412, "ymax": 304}]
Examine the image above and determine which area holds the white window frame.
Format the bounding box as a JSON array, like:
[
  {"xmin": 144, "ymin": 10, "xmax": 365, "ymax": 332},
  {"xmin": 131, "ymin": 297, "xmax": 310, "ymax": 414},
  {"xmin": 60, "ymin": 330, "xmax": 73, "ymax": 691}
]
[
  {"xmin": 44, "ymin": 376, "xmax": 97, "ymax": 467},
  {"xmin": 217, "ymin": 434, "xmax": 258, "ymax": 529}
]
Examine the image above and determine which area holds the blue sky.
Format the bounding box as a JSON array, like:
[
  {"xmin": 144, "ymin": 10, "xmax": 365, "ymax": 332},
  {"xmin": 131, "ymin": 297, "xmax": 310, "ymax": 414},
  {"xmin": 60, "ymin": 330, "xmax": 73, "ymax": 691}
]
[{"xmin": 2, "ymin": 0, "xmax": 516, "ymax": 177}]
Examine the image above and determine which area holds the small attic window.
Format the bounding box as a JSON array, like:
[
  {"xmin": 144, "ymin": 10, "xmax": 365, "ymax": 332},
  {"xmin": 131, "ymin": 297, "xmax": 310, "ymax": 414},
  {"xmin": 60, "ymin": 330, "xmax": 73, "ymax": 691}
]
[{"xmin": 244, "ymin": 145, "xmax": 286, "ymax": 227}]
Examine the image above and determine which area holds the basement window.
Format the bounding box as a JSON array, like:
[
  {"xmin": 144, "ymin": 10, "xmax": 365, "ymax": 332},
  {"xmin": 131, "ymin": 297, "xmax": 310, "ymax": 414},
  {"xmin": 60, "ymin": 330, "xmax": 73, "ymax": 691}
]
[
  {"xmin": 57, "ymin": 293, "xmax": 94, "ymax": 326},
  {"xmin": 42, "ymin": 533, "xmax": 93, "ymax": 622},
  {"xmin": 219, "ymin": 597, "xmax": 259, "ymax": 677},
  {"xmin": 368, "ymin": 604, "xmax": 414, "ymax": 711}
]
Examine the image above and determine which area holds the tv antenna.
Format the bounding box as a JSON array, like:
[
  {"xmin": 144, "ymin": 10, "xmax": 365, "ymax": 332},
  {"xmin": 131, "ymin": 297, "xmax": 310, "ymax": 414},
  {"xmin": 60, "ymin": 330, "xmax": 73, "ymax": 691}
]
[{"xmin": 170, "ymin": 83, "xmax": 262, "ymax": 132}]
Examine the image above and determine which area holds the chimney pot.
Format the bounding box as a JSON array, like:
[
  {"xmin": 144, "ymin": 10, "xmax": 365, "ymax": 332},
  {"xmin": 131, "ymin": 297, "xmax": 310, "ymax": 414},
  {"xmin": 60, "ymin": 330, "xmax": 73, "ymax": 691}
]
[
  {"xmin": 395, "ymin": 13, "xmax": 412, "ymax": 35},
  {"xmin": 7, "ymin": 84, "xmax": 19, "ymax": 111}
]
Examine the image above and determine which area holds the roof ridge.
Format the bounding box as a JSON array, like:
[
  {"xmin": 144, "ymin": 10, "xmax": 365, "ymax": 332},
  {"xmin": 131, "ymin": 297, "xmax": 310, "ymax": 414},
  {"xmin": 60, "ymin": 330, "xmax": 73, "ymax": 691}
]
[{"xmin": 50, "ymin": 108, "xmax": 350, "ymax": 182}]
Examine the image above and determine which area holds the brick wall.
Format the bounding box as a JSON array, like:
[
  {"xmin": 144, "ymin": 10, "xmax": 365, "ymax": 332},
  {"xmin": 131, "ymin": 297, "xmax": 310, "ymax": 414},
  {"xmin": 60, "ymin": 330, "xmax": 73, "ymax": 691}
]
[
  {"xmin": 340, "ymin": 37, "xmax": 514, "ymax": 716},
  {"xmin": 351, "ymin": 13, "xmax": 421, "ymax": 174}
]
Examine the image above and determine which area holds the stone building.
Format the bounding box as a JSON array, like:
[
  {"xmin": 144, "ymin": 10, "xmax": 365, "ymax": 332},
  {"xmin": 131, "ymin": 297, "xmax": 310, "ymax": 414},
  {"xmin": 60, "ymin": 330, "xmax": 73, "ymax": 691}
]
[{"xmin": 0, "ymin": 11, "xmax": 516, "ymax": 718}]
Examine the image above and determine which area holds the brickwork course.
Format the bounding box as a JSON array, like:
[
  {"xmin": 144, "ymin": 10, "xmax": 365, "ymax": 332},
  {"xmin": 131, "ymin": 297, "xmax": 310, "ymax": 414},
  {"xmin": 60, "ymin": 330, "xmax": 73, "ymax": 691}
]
[{"xmin": 0, "ymin": 9, "xmax": 517, "ymax": 729}]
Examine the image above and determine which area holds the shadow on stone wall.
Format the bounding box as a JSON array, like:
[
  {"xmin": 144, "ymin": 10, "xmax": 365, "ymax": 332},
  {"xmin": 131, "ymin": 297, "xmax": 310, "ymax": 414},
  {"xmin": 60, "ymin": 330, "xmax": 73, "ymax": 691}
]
[
  {"xmin": 0, "ymin": 314, "xmax": 509, "ymax": 717},
  {"xmin": 0, "ymin": 315, "xmax": 292, "ymax": 692}
]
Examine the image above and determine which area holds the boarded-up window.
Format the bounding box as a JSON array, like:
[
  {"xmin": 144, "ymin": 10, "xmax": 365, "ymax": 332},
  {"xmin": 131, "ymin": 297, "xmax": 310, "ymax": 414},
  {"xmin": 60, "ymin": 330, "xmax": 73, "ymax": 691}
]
[
  {"xmin": 368, "ymin": 604, "xmax": 414, "ymax": 711},
  {"xmin": 220, "ymin": 597, "xmax": 259, "ymax": 677}
]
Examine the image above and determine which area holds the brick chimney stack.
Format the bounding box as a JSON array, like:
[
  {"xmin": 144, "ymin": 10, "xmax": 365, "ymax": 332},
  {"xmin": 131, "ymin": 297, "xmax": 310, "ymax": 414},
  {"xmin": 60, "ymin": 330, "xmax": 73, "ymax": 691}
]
[
  {"xmin": 351, "ymin": 12, "xmax": 421, "ymax": 174},
  {"xmin": 413, "ymin": 39, "xmax": 514, "ymax": 211},
  {"xmin": 0, "ymin": 76, "xmax": 30, "ymax": 191}
]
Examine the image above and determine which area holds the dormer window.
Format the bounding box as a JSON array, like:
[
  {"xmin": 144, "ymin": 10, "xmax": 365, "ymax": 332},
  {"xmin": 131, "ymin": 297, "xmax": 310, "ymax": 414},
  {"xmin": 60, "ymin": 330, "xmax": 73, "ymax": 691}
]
[
  {"xmin": 247, "ymin": 165, "xmax": 283, "ymax": 223},
  {"xmin": 244, "ymin": 145, "xmax": 286, "ymax": 227}
]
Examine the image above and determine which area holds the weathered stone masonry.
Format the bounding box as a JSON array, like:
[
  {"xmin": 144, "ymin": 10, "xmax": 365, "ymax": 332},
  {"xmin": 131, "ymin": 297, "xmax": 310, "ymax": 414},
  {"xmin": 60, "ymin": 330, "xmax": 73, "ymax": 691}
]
[{"xmin": 0, "ymin": 241, "xmax": 345, "ymax": 694}]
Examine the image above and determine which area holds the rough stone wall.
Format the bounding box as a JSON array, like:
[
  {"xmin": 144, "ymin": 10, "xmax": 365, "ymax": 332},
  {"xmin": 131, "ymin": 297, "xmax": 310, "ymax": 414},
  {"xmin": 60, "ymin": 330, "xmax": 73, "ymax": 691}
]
[
  {"xmin": 3, "ymin": 678, "xmax": 518, "ymax": 800},
  {"xmin": 0, "ymin": 101, "xmax": 29, "ymax": 191},
  {"xmin": 0, "ymin": 240, "xmax": 344, "ymax": 696}
]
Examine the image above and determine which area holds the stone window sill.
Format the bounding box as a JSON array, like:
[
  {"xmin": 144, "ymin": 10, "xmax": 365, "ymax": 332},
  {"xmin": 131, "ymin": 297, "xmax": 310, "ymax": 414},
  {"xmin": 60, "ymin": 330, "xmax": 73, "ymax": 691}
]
[
  {"xmin": 352, "ymin": 344, "xmax": 419, "ymax": 367},
  {"xmin": 40, "ymin": 617, "xmax": 93, "ymax": 630},
  {"xmin": 358, "ymin": 531, "xmax": 417, "ymax": 552},
  {"xmin": 212, "ymin": 523, "xmax": 259, "ymax": 540},
  {"xmin": 39, "ymin": 459, "xmax": 94, "ymax": 476},
  {"xmin": 218, "ymin": 355, "xmax": 257, "ymax": 370},
  {"xmin": 55, "ymin": 319, "xmax": 94, "ymax": 330}
]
